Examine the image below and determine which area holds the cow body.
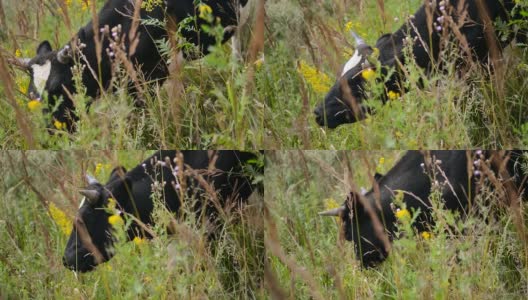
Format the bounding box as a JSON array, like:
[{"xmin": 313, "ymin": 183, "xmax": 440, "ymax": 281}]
[
  {"xmin": 320, "ymin": 150, "xmax": 527, "ymax": 267},
  {"xmin": 314, "ymin": 0, "xmax": 518, "ymax": 128},
  {"xmin": 24, "ymin": 0, "xmax": 247, "ymax": 131},
  {"xmin": 63, "ymin": 150, "xmax": 261, "ymax": 272}
]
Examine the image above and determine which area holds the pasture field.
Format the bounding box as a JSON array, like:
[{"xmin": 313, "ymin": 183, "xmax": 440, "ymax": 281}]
[
  {"xmin": 265, "ymin": 151, "xmax": 528, "ymax": 298},
  {"xmin": 0, "ymin": 151, "xmax": 264, "ymax": 298},
  {"xmin": 0, "ymin": 0, "xmax": 264, "ymax": 149},
  {"xmin": 265, "ymin": 0, "xmax": 528, "ymax": 149}
]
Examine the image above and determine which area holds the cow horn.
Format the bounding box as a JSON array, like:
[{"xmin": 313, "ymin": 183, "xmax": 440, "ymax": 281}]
[
  {"xmin": 57, "ymin": 45, "xmax": 72, "ymax": 64},
  {"xmin": 318, "ymin": 205, "xmax": 345, "ymax": 217},
  {"xmin": 85, "ymin": 174, "xmax": 99, "ymax": 185},
  {"xmin": 79, "ymin": 189, "xmax": 100, "ymax": 204},
  {"xmin": 350, "ymin": 31, "xmax": 366, "ymax": 47}
]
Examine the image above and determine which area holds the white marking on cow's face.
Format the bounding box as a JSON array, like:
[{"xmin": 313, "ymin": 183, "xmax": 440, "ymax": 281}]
[
  {"xmin": 31, "ymin": 60, "xmax": 51, "ymax": 95},
  {"xmin": 79, "ymin": 197, "xmax": 87, "ymax": 209},
  {"xmin": 341, "ymin": 50, "xmax": 362, "ymax": 76}
]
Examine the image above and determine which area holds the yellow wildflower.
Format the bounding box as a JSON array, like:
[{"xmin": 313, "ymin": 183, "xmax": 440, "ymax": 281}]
[
  {"xmin": 141, "ymin": 0, "xmax": 163, "ymax": 12},
  {"xmin": 198, "ymin": 3, "xmax": 213, "ymax": 20},
  {"xmin": 421, "ymin": 231, "xmax": 432, "ymax": 240},
  {"xmin": 95, "ymin": 162, "xmax": 112, "ymax": 177},
  {"xmin": 343, "ymin": 21, "xmax": 367, "ymax": 37},
  {"xmin": 19, "ymin": 84, "xmax": 27, "ymax": 95},
  {"xmin": 361, "ymin": 68, "xmax": 376, "ymax": 81},
  {"xmin": 107, "ymin": 198, "xmax": 116, "ymax": 211},
  {"xmin": 298, "ymin": 60, "xmax": 332, "ymax": 94},
  {"xmin": 387, "ymin": 90, "xmax": 400, "ymax": 100},
  {"xmin": 48, "ymin": 202, "xmax": 72, "ymax": 236},
  {"xmin": 395, "ymin": 131, "xmax": 403, "ymax": 138},
  {"xmin": 133, "ymin": 236, "xmax": 146, "ymax": 246},
  {"xmin": 65, "ymin": 0, "xmax": 72, "ymax": 6},
  {"xmin": 379, "ymin": 157, "xmax": 385, "ymax": 166},
  {"xmin": 54, "ymin": 120, "xmax": 66, "ymax": 130},
  {"xmin": 323, "ymin": 198, "xmax": 342, "ymax": 221},
  {"xmin": 344, "ymin": 21, "xmax": 354, "ymax": 32},
  {"xmin": 395, "ymin": 208, "xmax": 411, "ymax": 221},
  {"xmin": 81, "ymin": 0, "xmax": 91, "ymax": 11},
  {"xmin": 27, "ymin": 100, "xmax": 41, "ymax": 111},
  {"xmin": 15, "ymin": 49, "xmax": 22, "ymax": 58},
  {"xmin": 108, "ymin": 214, "xmax": 124, "ymax": 227}
]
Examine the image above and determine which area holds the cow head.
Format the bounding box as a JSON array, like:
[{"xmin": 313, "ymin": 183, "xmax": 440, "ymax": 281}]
[
  {"xmin": 63, "ymin": 169, "xmax": 128, "ymax": 272},
  {"xmin": 23, "ymin": 41, "xmax": 77, "ymax": 131},
  {"xmin": 314, "ymin": 32, "xmax": 376, "ymax": 128},
  {"xmin": 319, "ymin": 190, "xmax": 390, "ymax": 267}
]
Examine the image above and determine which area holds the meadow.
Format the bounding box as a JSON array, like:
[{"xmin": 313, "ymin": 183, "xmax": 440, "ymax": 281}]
[
  {"xmin": 265, "ymin": 0, "xmax": 528, "ymax": 149},
  {"xmin": 0, "ymin": 0, "xmax": 264, "ymax": 149},
  {"xmin": 0, "ymin": 151, "xmax": 264, "ymax": 298},
  {"xmin": 265, "ymin": 151, "xmax": 528, "ymax": 298}
]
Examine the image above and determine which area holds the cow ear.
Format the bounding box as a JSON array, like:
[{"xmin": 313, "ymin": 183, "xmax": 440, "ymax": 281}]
[
  {"xmin": 108, "ymin": 166, "xmax": 127, "ymax": 182},
  {"xmin": 37, "ymin": 41, "xmax": 53, "ymax": 55},
  {"xmin": 346, "ymin": 190, "xmax": 365, "ymax": 213},
  {"xmin": 375, "ymin": 33, "xmax": 392, "ymax": 47}
]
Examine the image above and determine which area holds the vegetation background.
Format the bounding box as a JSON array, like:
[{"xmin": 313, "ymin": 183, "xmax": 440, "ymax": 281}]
[
  {"xmin": 265, "ymin": 151, "xmax": 528, "ymax": 298},
  {"xmin": 0, "ymin": 151, "xmax": 264, "ymax": 298},
  {"xmin": 265, "ymin": 0, "xmax": 528, "ymax": 149},
  {"xmin": 0, "ymin": 0, "xmax": 264, "ymax": 149}
]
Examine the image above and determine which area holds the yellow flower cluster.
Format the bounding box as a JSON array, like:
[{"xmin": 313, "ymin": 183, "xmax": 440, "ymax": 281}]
[
  {"xmin": 48, "ymin": 202, "xmax": 72, "ymax": 236},
  {"xmin": 95, "ymin": 162, "xmax": 112, "ymax": 177},
  {"xmin": 387, "ymin": 90, "xmax": 400, "ymax": 100},
  {"xmin": 80, "ymin": 0, "xmax": 91, "ymax": 11},
  {"xmin": 27, "ymin": 100, "xmax": 41, "ymax": 111},
  {"xmin": 395, "ymin": 208, "xmax": 410, "ymax": 221},
  {"xmin": 54, "ymin": 120, "xmax": 67, "ymax": 130},
  {"xmin": 107, "ymin": 197, "xmax": 116, "ymax": 211},
  {"xmin": 343, "ymin": 21, "xmax": 367, "ymax": 37},
  {"xmin": 108, "ymin": 214, "xmax": 124, "ymax": 227},
  {"xmin": 298, "ymin": 60, "xmax": 332, "ymax": 94},
  {"xmin": 133, "ymin": 236, "xmax": 146, "ymax": 246},
  {"xmin": 198, "ymin": 3, "xmax": 213, "ymax": 20},
  {"xmin": 141, "ymin": 0, "xmax": 163, "ymax": 12},
  {"xmin": 361, "ymin": 68, "xmax": 376, "ymax": 81},
  {"xmin": 421, "ymin": 231, "xmax": 432, "ymax": 240},
  {"xmin": 323, "ymin": 197, "xmax": 341, "ymax": 220}
]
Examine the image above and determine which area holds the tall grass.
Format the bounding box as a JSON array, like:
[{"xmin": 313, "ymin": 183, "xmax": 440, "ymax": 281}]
[
  {"xmin": 265, "ymin": 151, "xmax": 528, "ymax": 298},
  {"xmin": 0, "ymin": 151, "xmax": 264, "ymax": 298},
  {"xmin": 0, "ymin": 0, "xmax": 264, "ymax": 149},
  {"xmin": 264, "ymin": 0, "xmax": 528, "ymax": 149}
]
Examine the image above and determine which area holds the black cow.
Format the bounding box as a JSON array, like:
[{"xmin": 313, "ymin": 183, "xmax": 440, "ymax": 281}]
[
  {"xmin": 319, "ymin": 150, "xmax": 527, "ymax": 267},
  {"xmin": 63, "ymin": 150, "xmax": 262, "ymax": 272},
  {"xmin": 21, "ymin": 0, "xmax": 248, "ymax": 131},
  {"xmin": 314, "ymin": 0, "xmax": 519, "ymax": 128}
]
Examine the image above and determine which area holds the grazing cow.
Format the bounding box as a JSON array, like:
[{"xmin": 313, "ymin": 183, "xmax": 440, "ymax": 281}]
[
  {"xmin": 319, "ymin": 150, "xmax": 527, "ymax": 267},
  {"xmin": 62, "ymin": 150, "xmax": 262, "ymax": 272},
  {"xmin": 314, "ymin": 0, "xmax": 519, "ymax": 128},
  {"xmin": 20, "ymin": 0, "xmax": 248, "ymax": 131}
]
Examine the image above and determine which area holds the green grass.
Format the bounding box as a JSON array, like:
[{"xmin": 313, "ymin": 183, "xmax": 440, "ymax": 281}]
[
  {"xmin": 264, "ymin": 0, "xmax": 528, "ymax": 149},
  {"xmin": 265, "ymin": 151, "xmax": 528, "ymax": 298},
  {"xmin": 0, "ymin": 0, "xmax": 263, "ymax": 149},
  {"xmin": 0, "ymin": 151, "xmax": 264, "ymax": 298}
]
